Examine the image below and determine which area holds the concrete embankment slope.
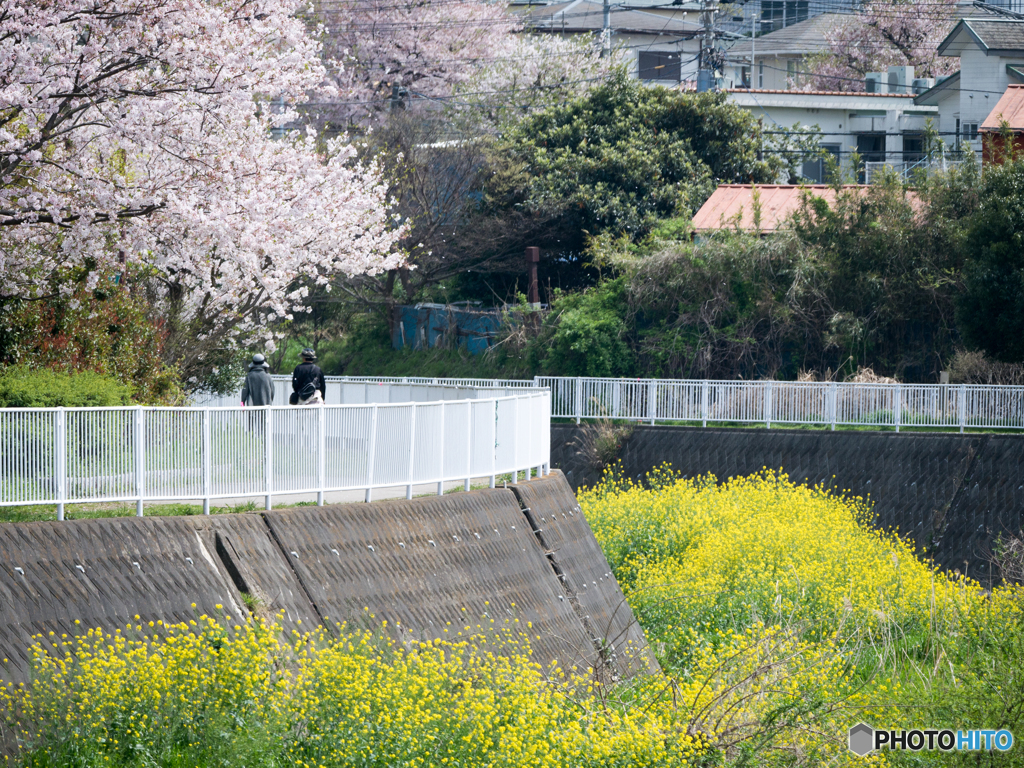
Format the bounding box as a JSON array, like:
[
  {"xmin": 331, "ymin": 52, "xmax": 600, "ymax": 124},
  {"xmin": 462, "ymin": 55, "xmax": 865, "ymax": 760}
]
[
  {"xmin": 0, "ymin": 472, "xmax": 653, "ymax": 682},
  {"xmin": 552, "ymin": 425, "xmax": 1024, "ymax": 583}
]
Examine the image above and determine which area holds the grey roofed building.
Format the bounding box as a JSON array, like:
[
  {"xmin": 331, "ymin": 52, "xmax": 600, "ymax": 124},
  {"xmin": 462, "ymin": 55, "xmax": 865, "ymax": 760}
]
[
  {"xmin": 517, "ymin": 0, "xmax": 699, "ymax": 36},
  {"xmin": 938, "ymin": 17, "xmax": 1024, "ymax": 56},
  {"xmin": 918, "ymin": 16, "xmax": 1024, "ymax": 154},
  {"xmin": 726, "ymin": 12, "xmax": 843, "ymax": 58},
  {"xmin": 721, "ymin": 12, "xmax": 844, "ymax": 90},
  {"xmin": 512, "ymin": 0, "xmax": 702, "ymax": 83}
]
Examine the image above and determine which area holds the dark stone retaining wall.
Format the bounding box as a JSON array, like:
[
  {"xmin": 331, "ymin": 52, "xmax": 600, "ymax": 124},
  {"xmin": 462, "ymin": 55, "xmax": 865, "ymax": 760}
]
[
  {"xmin": 0, "ymin": 472, "xmax": 651, "ymax": 683},
  {"xmin": 552, "ymin": 424, "xmax": 1024, "ymax": 583}
]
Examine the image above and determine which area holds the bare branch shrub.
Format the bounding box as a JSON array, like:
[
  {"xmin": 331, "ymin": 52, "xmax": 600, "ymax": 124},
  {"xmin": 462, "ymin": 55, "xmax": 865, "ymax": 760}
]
[
  {"xmin": 573, "ymin": 419, "xmax": 634, "ymax": 473},
  {"xmin": 948, "ymin": 349, "xmax": 1024, "ymax": 386}
]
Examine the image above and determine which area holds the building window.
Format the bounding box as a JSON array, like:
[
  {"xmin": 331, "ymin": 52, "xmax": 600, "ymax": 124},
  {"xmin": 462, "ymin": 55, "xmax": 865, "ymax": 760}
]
[
  {"xmin": 856, "ymin": 133, "xmax": 886, "ymax": 182},
  {"xmin": 802, "ymin": 144, "xmax": 841, "ymax": 183},
  {"xmin": 856, "ymin": 133, "xmax": 886, "ymax": 162},
  {"xmin": 761, "ymin": 1, "xmax": 809, "ymax": 32},
  {"xmin": 741, "ymin": 66, "xmax": 751, "ymax": 88},
  {"xmin": 786, "ymin": 59, "xmax": 798, "ymax": 86},
  {"xmin": 758, "ymin": 62, "xmax": 764, "ymax": 88},
  {"xmin": 961, "ymin": 122, "xmax": 979, "ymax": 141},
  {"xmin": 638, "ymin": 51, "xmax": 681, "ymax": 82},
  {"xmin": 903, "ymin": 132, "xmax": 925, "ymax": 164}
]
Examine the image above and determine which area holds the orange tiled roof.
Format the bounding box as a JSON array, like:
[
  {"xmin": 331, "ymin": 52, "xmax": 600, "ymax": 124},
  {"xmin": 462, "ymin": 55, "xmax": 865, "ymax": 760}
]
[
  {"xmin": 981, "ymin": 84, "xmax": 1024, "ymax": 131},
  {"xmin": 692, "ymin": 184, "xmax": 920, "ymax": 232}
]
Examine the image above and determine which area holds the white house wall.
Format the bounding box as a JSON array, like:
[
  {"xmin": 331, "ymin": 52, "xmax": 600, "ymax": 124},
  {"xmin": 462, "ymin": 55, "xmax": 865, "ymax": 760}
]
[
  {"xmin": 723, "ymin": 56, "xmax": 802, "ymax": 90},
  {"xmin": 958, "ymin": 47, "xmax": 1014, "ymax": 151},
  {"xmin": 728, "ymin": 91, "xmax": 939, "ymax": 177},
  {"xmin": 615, "ymin": 32, "xmax": 700, "ymax": 83}
]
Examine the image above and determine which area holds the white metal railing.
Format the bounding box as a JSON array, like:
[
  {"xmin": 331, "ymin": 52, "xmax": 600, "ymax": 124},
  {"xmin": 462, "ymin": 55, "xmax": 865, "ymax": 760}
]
[
  {"xmin": 864, "ymin": 152, "xmax": 978, "ymax": 184},
  {"xmin": 193, "ymin": 377, "xmax": 533, "ymax": 408},
  {"xmin": 534, "ymin": 377, "xmax": 1024, "ymax": 432},
  {"xmin": 1, "ymin": 391, "xmax": 551, "ymax": 519},
  {"xmin": 298, "ymin": 376, "xmax": 1024, "ymax": 431},
  {"xmin": 193, "ymin": 374, "xmax": 1024, "ymax": 432}
]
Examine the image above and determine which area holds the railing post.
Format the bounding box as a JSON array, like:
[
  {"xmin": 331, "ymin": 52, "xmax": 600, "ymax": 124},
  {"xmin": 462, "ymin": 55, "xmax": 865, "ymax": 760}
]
[
  {"xmin": 543, "ymin": 390, "xmax": 551, "ymax": 475},
  {"xmin": 830, "ymin": 383, "xmax": 837, "ymax": 431},
  {"xmin": 318, "ymin": 404, "xmax": 326, "ymax": 505},
  {"xmin": 365, "ymin": 404, "xmax": 378, "ymax": 503},
  {"xmin": 439, "ymin": 401, "xmax": 446, "ymax": 495},
  {"xmin": 701, "ymin": 380, "xmax": 709, "ymax": 428},
  {"xmin": 535, "ymin": 393, "xmax": 544, "ymax": 478},
  {"xmin": 512, "ymin": 396, "xmax": 520, "ymax": 483},
  {"xmin": 959, "ymin": 384, "xmax": 967, "ymax": 434},
  {"xmin": 264, "ymin": 407, "xmax": 273, "ymax": 510},
  {"xmin": 765, "ymin": 381, "xmax": 772, "ymax": 429},
  {"xmin": 465, "ymin": 401, "xmax": 472, "ymax": 492},
  {"xmin": 490, "ymin": 399, "xmax": 497, "ymax": 488},
  {"xmin": 406, "ymin": 404, "xmax": 417, "ymax": 500},
  {"xmin": 894, "ymin": 383, "xmax": 902, "ymax": 433},
  {"xmin": 648, "ymin": 380, "xmax": 657, "ymax": 425},
  {"xmin": 135, "ymin": 406, "xmax": 145, "ymax": 517},
  {"xmin": 56, "ymin": 408, "xmax": 66, "ymax": 521},
  {"xmin": 575, "ymin": 378, "xmax": 583, "ymax": 425},
  {"xmin": 202, "ymin": 408, "xmax": 211, "ymax": 515},
  {"xmin": 613, "ymin": 381, "xmax": 621, "ymax": 420}
]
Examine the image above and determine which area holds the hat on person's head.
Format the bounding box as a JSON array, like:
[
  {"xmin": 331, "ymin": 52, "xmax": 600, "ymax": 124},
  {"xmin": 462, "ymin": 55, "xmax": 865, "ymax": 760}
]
[
  {"xmin": 250, "ymin": 353, "xmax": 266, "ymax": 369},
  {"xmin": 301, "ymin": 347, "xmax": 316, "ymax": 361}
]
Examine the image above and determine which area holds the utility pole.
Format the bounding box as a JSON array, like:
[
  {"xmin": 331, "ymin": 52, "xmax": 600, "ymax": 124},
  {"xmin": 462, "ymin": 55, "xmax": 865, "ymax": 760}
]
[
  {"xmin": 750, "ymin": 8, "xmax": 756, "ymax": 89},
  {"xmin": 697, "ymin": 0, "xmax": 718, "ymax": 92},
  {"xmin": 602, "ymin": 0, "xmax": 611, "ymax": 58},
  {"xmin": 390, "ymin": 82, "xmax": 407, "ymax": 112},
  {"xmin": 525, "ymin": 247, "xmax": 540, "ymax": 308}
]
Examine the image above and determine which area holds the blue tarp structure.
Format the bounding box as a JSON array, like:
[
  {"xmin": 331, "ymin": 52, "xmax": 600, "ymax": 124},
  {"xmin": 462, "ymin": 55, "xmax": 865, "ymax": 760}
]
[{"xmin": 392, "ymin": 304, "xmax": 505, "ymax": 355}]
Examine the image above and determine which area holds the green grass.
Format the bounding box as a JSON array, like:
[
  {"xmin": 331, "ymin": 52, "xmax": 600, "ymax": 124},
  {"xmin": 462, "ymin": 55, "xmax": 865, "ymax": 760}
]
[
  {"xmin": 0, "ymin": 479, "xmax": 525, "ymax": 523},
  {"xmin": 0, "ymin": 499, "xmax": 263, "ymax": 523}
]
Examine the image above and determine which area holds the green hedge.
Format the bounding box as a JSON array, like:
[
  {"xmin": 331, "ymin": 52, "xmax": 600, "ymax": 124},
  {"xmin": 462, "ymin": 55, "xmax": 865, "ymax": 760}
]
[{"xmin": 0, "ymin": 366, "xmax": 132, "ymax": 407}]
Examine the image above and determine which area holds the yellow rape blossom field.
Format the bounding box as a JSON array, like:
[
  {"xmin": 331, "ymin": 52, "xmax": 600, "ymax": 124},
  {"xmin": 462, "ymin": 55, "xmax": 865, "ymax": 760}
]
[
  {"xmin": 581, "ymin": 467, "xmax": 1024, "ymax": 767},
  {"xmin": 2, "ymin": 616, "xmax": 706, "ymax": 768},
  {"xmin": 2, "ymin": 467, "xmax": 1023, "ymax": 767}
]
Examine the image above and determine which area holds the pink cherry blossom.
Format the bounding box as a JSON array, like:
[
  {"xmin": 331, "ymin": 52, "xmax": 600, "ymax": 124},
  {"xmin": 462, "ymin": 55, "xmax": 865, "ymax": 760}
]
[
  {"xmin": 312, "ymin": 0, "xmax": 610, "ymax": 124},
  {"xmin": 1, "ymin": 0, "xmax": 406, "ymax": 346},
  {"xmin": 806, "ymin": 0, "xmax": 958, "ymax": 91}
]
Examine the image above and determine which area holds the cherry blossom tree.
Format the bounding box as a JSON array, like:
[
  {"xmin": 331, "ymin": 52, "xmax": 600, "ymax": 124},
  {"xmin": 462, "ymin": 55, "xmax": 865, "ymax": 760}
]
[
  {"xmin": 311, "ymin": 0, "xmax": 515, "ymax": 123},
  {"xmin": 308, "ymin": 0, "xmax": 611, "ymax": 125},
  {"xmin": 458, "ymin": 33, "xmax": 616, "ymax": 125},
  {"xmin": 805, "ymin": 0, "xmax": 958, "ymax": 91},
  {"xmin": 0, "ymin": 0, "xmax": 406, "ymax": 384}
]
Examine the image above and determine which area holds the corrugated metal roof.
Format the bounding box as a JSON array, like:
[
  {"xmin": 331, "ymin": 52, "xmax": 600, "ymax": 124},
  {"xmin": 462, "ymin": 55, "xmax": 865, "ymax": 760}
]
[
  {"xmin": 981, "ymin": 84, "xmax": 1024, "ymax": 131},
  {"xmin": 691, "ymin": 184, "xmax": 920, "ymax": 233}
]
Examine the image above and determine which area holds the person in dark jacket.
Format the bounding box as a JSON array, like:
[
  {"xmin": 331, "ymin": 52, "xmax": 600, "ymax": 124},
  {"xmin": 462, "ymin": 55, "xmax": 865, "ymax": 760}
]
[
  {"xmin": 291, "ymin": 348, "xmax": 326, "ymax": 405},
  {"xmin": 241, "ymin": 354, "xmax": 275, "ymax": 406}
]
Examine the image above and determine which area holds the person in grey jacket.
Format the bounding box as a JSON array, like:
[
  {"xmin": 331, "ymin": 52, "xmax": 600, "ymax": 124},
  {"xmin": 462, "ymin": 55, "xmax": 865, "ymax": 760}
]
[{"xmin": 241, "ymin": 354, "xmax": 275, "ymax": 406}]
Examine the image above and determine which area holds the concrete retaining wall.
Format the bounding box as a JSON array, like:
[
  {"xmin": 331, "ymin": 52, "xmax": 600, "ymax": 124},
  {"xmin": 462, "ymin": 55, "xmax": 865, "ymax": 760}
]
[
  {"xmin": 263, "ymin": 488, "xmax": 597, "ymax": 672},
  {"xmin": 0, "ymin": 472, "xmax": 651, "ymax": 683},
  {"xmin": 510, "ymin": 475, "xmax": 656, "ymax": 677},
  {"xmin": 552, "ymin": 424, "xmax": 1024, "ymax": 583}
]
